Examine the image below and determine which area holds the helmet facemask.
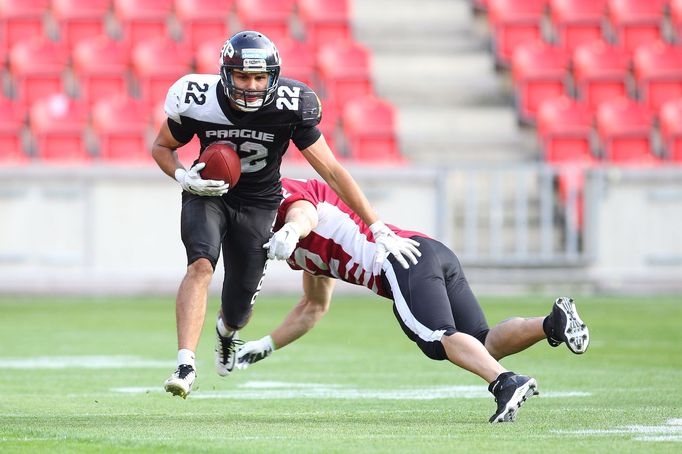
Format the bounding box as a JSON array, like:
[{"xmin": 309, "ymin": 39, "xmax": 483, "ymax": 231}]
[
  {"xmin": 219, "ymin": 32, "xmax": 281, "ymax": 112},
  {"xmin": 220, "ymin": 66, "xmax": 278, "ymax": 112}
]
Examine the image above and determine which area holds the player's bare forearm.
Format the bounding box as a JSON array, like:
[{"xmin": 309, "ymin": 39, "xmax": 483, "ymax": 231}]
[
  {"xmin": 152, "ymin": 120, "xmax": 186, "ymax": 178},
  {"xmin": 270, "ymin": 273, "xmax": 335, "ymax": 349},
  {"xmin": 284, "ymin": 201, "xmax": 319, "ymax": 239},
  {"xmin": 270, "ymin": 298, "xmax": 324, "ymax": 349}
]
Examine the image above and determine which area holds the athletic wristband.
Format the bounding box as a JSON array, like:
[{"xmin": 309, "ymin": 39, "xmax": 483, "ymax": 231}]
[{"xmin": 369, "ymin": 221, "xmax": 387, "ymax": 236}]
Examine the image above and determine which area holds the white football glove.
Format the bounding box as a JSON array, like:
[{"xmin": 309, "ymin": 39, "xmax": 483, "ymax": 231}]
[
  {"xmin": 263, "ymin": 222, "xmax": 301, "ymax": 260},
  {"xmin": 174, "ymin": 163, "xmax": 229, "ymax": 196},
  {"xmin": 370, "ymin": 221, "xmax": 421, "ymax": 274},
  {"xmin": 236, "ymin": 335, "xmax": 275, "ymax": 369}
]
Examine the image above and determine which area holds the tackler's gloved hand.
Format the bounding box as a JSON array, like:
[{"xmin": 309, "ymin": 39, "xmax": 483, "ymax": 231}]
[
  {"xmin": 263, "ymin": 222, "xmax": 301, "ymax": 260},
  {"xmin": 236, "ymin": 336, "xmax": 275, "ymax": 369},
  {"xmin": 370, "ymin": 221, "xmax": 421, "ymax": 275}
]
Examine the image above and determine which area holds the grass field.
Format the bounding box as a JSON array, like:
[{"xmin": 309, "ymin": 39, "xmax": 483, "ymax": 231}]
[{"xmin": 1, "ymin": 294, "xmax": 681, "ymax": 453}]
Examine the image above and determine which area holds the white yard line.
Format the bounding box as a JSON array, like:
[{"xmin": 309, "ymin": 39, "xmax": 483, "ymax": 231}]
[
  {"xmin": 554, "ymin": 420, "xmax": 682, "ymax": 443},
  {"xmin": 0, "ymin": 356, "xmax": 172, "ymax": 369},
  {"xmin": 112, "ymin": 381, "xmax": 591, "ymax": 400}
]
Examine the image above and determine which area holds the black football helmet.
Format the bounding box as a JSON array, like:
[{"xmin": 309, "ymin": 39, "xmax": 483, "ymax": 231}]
[{"xmin": 219, "ymin": 31, "xmax": 281, "ymax": 112}]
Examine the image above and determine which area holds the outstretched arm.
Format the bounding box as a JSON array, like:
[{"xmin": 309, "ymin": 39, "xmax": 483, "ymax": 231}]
[
  {"xmin": 300, "ymin": 135, "xmax": 421, "ymax": 272},
  {"xmin": 263, "ymin": 199, "xmax": 318, "ymax": 260},
  {"xmin": 271, "ymin": 273, "xmax": 336, "ymax": 349},
  {"xmin": 301, "ymin": 135, "xmax": 378, "ymax": 226},
  {"xmin": 236, "ymin": 272, "xmax": 336, "ymax": 368}
]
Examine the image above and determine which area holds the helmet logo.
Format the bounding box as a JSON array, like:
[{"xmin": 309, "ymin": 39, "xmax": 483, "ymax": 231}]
[
  {"xmin": 241, "ymin": 48, "xmax": 267, "ymax": 59},
  {"xmin": 223, "ymin": 41, "xmax": 235, "ymax": 58}
]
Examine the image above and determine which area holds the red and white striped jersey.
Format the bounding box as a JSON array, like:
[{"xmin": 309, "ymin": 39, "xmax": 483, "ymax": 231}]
[{"xmin": 277, "ymin": 178, "xmax": 424, "ymax": 297}]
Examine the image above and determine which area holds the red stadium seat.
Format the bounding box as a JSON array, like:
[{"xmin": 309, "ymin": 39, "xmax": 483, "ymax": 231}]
[
  {"xmin": 131, "ymin": 38, "xmax": 192, "ymax": 108},
  {"xmin": 297, "ymin": 0, "xmax": 351, "ymax": 52},
  {"xmin": 277, "ymin": 38, "xmax": 316, "ymax": 88},
  {"xmin": 659, "ymin": 97, "xmax": 682, "ymax": 162},
  {"xmin": 113, "ymin": 0, "xmax": 173, "ymax": 44},
  {"xmin": 607, "ymin": 0, "xmax": 666, "ymax": 56},
  {"xmin": 317, "ymin": 40, "xmax": 373, "ymax": 109},
  {"xmin": 549, "ymin": 0, "xmax": 607, "ymax": 53},
  {"xmin": 72, "ymin": 35, "xmax": 130, "ymax": 106},
  {"xmin": 92, "ymin": 95, "xmax": 151, "ymax": 162},
  {"xmin": 633, "ymin": 41, "xmax": 682, "ymax": 113},
  {"xmin": 0, "ymin": 95, "xmax": 28, "ymax": 162},
  {"xmin": 235, "ymin": 0, "xmax": 296, "ymax": 44},
  {"xmin": 175, "ymin": 0, "xmax": 232, "ymax": 49},
  {"xmin": 0, "ymin": 0, "xmax": 49, "ymax": 54},
  {"xmin": 194, "ymin": 38, "xmax": 225, "ymax": 74},
  {"xmin": 342, "ymin": 97, "xmax": 403, "ymax": 162},
  {"xmin": 30, "ymin": 94, "xmax": 90, "ymax": 162},
  {"xmin": 52, "ymin": 0, "xmax": 110, "ymax": 51},
  {"xmin": 537, "ymin": 95, "xmax": 596, "ymax": 163},
  {"xmin": 596, "ymin": 96, "xmax": 659, "ymax": 163},
  {"xmin": 511, "ymin": 40, "xmax": 569, "ymax": 123},
  {"xmin": 487, "ymin": 0, "xmax": 546, "ymax": 67},
  {"xmin": 9, "ymin": 37, "xmax": 68, "ymax": 108},
  {"xmin": 572, "ymin": 39, "xmax": 630, "ymax": 112}
]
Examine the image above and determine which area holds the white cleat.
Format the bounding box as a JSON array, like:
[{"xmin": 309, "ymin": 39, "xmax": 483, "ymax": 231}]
[
  {"xmin": 164, "ymin": 364, "xmax": 196, "ymax": 399},
  {"xmin": 214, "ymin": 329, "xmax": 242, "ymax": 377}
]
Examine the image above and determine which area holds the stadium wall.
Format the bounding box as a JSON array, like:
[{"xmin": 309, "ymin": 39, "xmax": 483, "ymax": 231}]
[{"xmin": 0, "ymin": 164, "xmax": 680, "ymax": 296}]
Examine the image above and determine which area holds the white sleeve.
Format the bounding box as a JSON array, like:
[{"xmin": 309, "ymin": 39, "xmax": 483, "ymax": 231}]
[{"xmin": 164, "ymin": 76, "xmax": 191, "ymax": 124}]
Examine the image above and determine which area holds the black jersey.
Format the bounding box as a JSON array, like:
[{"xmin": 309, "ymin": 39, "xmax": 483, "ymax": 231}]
[{"xmin": 164, "ymin": 74, "xmax": 322, "ymax": 207}]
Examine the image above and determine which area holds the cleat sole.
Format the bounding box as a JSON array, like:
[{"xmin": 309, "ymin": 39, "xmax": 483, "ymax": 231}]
[{"xmin": 556, "ymin": 298, "xmax": 590, "ymax": 354}]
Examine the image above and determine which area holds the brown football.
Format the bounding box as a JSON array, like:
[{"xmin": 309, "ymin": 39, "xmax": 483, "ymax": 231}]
[{"xmin": 198, "ymin": 142, "xmax": 242, "ymax": 186}]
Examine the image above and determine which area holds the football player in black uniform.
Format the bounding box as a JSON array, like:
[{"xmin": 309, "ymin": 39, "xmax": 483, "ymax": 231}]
[{"xmin": 152, "ymin": 31, "xmax": 420, "ymax": 398}]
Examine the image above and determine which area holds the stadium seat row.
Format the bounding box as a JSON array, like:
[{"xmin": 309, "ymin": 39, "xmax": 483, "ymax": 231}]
[
  {"xmin": 482, "ymin": 0, "xmax": 680, "ymax": 66},
  {"xmin": 2, "ymin": 35, "xmax": 373, "ymax": 111},
  {"xmin": 0, "ymin": 91, "xmax": 400, "ymax": 164},
  {"xmin": 0, "ymin": 0, "xmax": 404, "ymax": 163},
  {"xmin": 475, "ymin": 0, "xmax": 682, "ymax": 231},
  {"xmin": 0, "ymin": 0, "xmax": 351, "ymax": 53}
]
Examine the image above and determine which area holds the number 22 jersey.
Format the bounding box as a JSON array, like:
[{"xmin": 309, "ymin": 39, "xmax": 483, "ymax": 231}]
[{"xmin": 164, "ymin": 74, "xmax": 322, "ymax": 208}]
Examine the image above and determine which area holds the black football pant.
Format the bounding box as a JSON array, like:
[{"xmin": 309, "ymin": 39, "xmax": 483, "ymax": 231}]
[
  {"xmin": 180, "ymin": 191, "xmax": 277, "ymax": 329},
  {"xmin": 382, "ymin": 236, "xmax": 490, "ymax": 360}
]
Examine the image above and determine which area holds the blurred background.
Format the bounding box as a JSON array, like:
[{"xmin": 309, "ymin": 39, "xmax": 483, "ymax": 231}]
[{"xmin": 0, "ymin": 0, "xmax": 680, "ymax": 296}]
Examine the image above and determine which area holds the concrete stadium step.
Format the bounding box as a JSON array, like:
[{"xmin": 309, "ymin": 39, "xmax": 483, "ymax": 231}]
[
  {"xmin": 372, "ymin": 52, "xmax": 510, "ymax": 107},
  {"xmin": 397, "ymin": 107, "xmax": 537, "ymax": 163},
  {"xmin": 353, "ymin": 0, "xmax": 486, "ymax": 54},
  {"xmin": 350, "ymin": 0, "xmax": 531, "ymax": 164}
]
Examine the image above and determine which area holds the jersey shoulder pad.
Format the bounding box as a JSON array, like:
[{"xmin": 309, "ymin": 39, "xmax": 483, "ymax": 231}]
[
  {"xmin": 277, "ymin": 78, "xmax": 322, "ymax": 127},
  {"xmin": 164, "ymin": 74, "xmax": 220, "ymax": 123}
]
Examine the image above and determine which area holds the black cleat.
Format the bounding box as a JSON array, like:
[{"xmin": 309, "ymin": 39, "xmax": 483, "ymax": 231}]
[
  {"xmin": 544, "ymin": 297, "xmax": 590, "ymax": 354},
  {"xmin": 164, "ymin": 364, "xmax": 196, "ymax": 399},
  {"xmin": 488, "ymin": 372, "xmax": 539, "ymax": 423}
]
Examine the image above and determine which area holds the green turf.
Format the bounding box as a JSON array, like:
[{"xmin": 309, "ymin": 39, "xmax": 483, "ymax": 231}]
[{"xmin": 1, "ymin": 294, "xmax": 681, "ymax": 453}]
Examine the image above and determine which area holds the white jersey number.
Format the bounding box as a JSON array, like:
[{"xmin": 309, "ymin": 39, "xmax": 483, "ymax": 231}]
[
  {"xmin": 275, "ymin": 86, "xmax": 300, "ymax": 111},
  {"xmin": 220, "ymin": 140, "xmax": 268, "ymax": 173}
]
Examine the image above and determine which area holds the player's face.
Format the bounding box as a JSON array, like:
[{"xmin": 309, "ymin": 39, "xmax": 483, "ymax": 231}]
[{"xmin": 232, "ymin": 70, "xmax": 269, "ymax": 101}]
